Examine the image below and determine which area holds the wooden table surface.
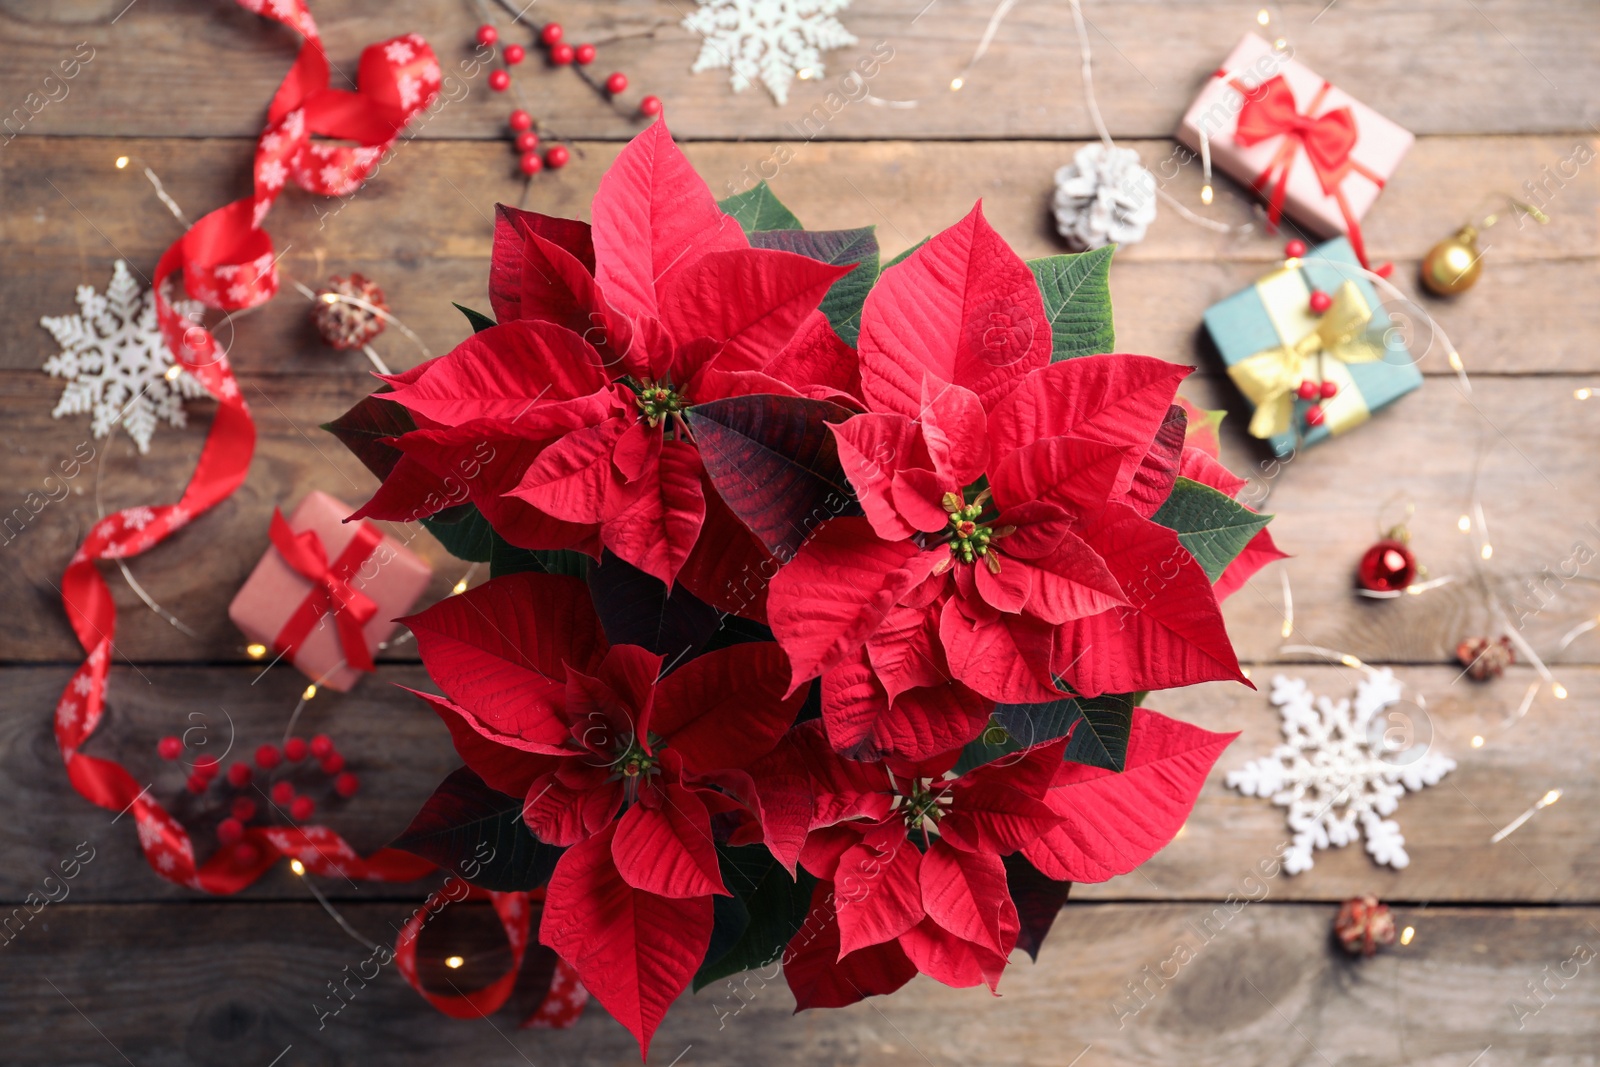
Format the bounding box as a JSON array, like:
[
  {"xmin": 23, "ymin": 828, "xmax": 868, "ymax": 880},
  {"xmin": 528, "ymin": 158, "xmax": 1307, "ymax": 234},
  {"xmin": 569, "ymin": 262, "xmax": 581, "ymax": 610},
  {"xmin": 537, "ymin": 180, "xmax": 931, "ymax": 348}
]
[{"xmin": 4, "ymin": 2, "xmax": 1598, "ymax": 1064}]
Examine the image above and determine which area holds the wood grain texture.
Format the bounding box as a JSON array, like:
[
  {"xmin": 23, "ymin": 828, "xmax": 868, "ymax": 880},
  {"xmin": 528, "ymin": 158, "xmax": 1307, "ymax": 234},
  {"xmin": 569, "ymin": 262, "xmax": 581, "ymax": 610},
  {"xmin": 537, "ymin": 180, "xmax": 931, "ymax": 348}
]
[
  {"xmin": 4, "ymin": 663, "xmax": 1593, "ymax": 905},
  {"xmin": 0, "ymin": 0, "xmax": 1594, "ymax": 141},
  {"xmin": 4, "ymin": 900, "xmax": 1596, "ymax": 1065}
]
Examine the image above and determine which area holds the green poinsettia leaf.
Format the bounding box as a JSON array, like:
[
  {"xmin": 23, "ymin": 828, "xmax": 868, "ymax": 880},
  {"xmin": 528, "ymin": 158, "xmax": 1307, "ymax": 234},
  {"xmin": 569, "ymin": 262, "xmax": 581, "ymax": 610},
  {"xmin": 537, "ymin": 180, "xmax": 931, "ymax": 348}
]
[
  {"xmin": 321, "ymin": 388, "xmax": 416, "ymax": 482},
  {"xmin": 957, "ymin": 691, "xmax": 1138, "ymax": 773},
  {"xmin": 487, "ymin": 529, "xmax": 590, "ymax": 579},
  {"xmin": 694, "ymin": 845, "xmax": 816, "ymax": 991},
  {"xmin": 1028, "ymin": 246, "xmax": 1116, "ymax": 361},
  {"xmin": 421, "ymin": 504, "xmax": 496, "ymax": 563},
  {"xmin": 1152, "ymin": 476, "xmax": 1273, "ymax": 582},
  {"xmin": 391, "ymin": 766, "xmax": 563, "ymax": 892},
  {"xmin": 718, "ymin": 182, "xmax": 803, "ymax": 233},
  {"xmin": 1004, "ymin": 853, "xmax": 1072, "ymax": 961},
  {"xmin": 749, "ymin": 227, "xmax": 880, "ymax": 345},
  {"xmin": 586, "ymin": 549, "xmax": 720, "ymax": 668},
  {"xmin": 454, "ymin": 302, "xmax": 497, "ymax": 333}
]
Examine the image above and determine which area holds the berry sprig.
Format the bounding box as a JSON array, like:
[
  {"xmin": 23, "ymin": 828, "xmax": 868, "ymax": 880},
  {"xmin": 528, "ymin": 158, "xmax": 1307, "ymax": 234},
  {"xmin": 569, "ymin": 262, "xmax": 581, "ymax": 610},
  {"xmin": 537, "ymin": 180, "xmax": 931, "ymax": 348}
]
[
  {"xmin": 473, "ymin": 14, "xmax": 663, "ymax": 179},
  {"xmin": 1281, "ymin": 238, "xmax": 1342, "ymax": 429}
]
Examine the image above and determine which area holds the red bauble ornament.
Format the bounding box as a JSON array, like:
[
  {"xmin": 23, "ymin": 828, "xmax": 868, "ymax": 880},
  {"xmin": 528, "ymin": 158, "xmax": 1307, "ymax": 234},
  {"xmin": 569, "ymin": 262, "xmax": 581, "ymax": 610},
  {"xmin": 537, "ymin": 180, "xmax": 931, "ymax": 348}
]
[
  {"xmin": 1296, "ymin": 379, "xmax": 1318, "ymax": 400},
  {"xmin": 1284, "ymin": 239, "xmax": 1307, "ymax": 258},
  {"xmin": 574, "ymin": 43, "xmax": 596, "ymax": 65},
  {"xmin": 231, "ymin": 796, "xmax": 257, "ymax": 822},
  {"xmin": 489, "ymin": 70, "xmax": 511, "ymax": 92},
  {"xmin": 519, "ymin": 151, "xmax": 543, "ymax": 175},
  {"xmin": 284, "ymin": 737, "xmax": 308, "ymax": 762},
  {"xmin": 320, "ymin": 752, "xmax": 347, "ymax": 775},
  {"xmin": 1320, "ymin": 380, "xmax": 1338, "ymax": 399},
  {"xmin": 290, "ymin": 795, "xmax": 315, "ymax": 821},
  {"xmin": 254, "ymin": 743, "xmax": 282, "ymax": 770},
  {"xmin": 1304, "ymin": 405, "xmax": 1326, "ymax": 427},
  {"xmin": 1309, "ymin": 289, "xmax": 1333, "ymax": 314},
  {"xmin": 217, "ymin": 817, "xmax": 244, "ymax": 845},
  {"xmin": 550, "ymin": 42, "xmax": 574, "ymax": 65},
  {"xmin": 605, "ymin": 72, "xmax": 629, "ymax": 94},
  {"xmin": 226, "ymin": 761, "xmax": 252, "ymax": 788},
  {"xmin": 640, "ymin": 95, "xmax": 663, "ymax": 117},
  {"xmin": 310, "ymin": 734, "xmax": 334, "ymax": 759},
  {"xmin": 541, "ymin": 23, "xmax": 564, "ymax": 46},
  {"xmin": 504, "ymin": 44, "xmax": 526, "ymax": 65},
  {"xmin": 508, "ymin": 108, "xmax": 533, "ymax": 132},
  {"xmin": 312, "ymin": 273, "xmax": 388, "ymax": 351},
  {"xmin": 158, "ymin": 736, "xmax": 183, "ymax": 761},
  {"xmin": 545, "ymin": 144, "xmax": 570, "ymax": 169},
  {"xmin": 475, "ymin": 24, "xmax": 499, "ymax": 47},
  {"xmin": 1357, "ymin": 537, "xmax": 1416, "ymax": 592},
  {"xmin": 270, "ymin": 781, "xmax": 295, "ymax": 805},
  {"xmin": 515, "ymin": 131, "xmax": 539, "ymax": 153},
  {"xmin": 334, "ymin": 772, "xmax": 361, "ymax": 798}
]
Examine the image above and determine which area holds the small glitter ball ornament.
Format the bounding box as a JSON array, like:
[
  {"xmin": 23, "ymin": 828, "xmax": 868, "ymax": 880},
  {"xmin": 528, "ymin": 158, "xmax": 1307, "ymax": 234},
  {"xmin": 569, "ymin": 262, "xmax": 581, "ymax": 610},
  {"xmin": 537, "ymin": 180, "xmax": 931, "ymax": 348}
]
[
  {"xmin": 1357, "ymin": 535, "xmax": 1416, "ymax": 592},
  {"xmin": 312, "ymin": 274, "xmax": 388, "ymax": 351},
  {"xmin": 1456, "ymin": 635, "xmax": 1515, "ymax": 680},
  {"xmin": 1334, "ymin": 894, "xmax": 1397, "ymax": 956}
]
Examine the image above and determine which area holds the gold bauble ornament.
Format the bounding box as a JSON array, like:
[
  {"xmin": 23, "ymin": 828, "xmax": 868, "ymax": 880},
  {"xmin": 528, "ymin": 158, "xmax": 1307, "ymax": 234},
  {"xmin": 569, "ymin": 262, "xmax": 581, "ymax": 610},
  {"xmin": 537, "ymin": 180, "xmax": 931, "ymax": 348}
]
[{"xmin": 1420, "ymin": 224, "xmax": 1482, "ymax": 296}]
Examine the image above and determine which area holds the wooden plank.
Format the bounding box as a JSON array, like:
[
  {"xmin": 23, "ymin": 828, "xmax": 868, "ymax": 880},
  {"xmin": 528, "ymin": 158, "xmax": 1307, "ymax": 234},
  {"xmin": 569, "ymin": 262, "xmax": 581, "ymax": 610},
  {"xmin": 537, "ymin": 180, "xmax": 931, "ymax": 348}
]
[
  {"xmin": 4, "ymin": 663, "xmax": 1594, "ymax": 905},
  {"xmin": 3, "ymin": 900, "xmax": 1596, "ymax": 1064},
  {"xmin": 5, "ymin": 135, "xmax": 1596, "ymax": 377},
  {"xmin": 2, "ymin": 1, "xmax": 1594, "ymax": 141},
  {"xmin": 6, "ymin": 369, "xmax": 1600, "ymax": 666}
]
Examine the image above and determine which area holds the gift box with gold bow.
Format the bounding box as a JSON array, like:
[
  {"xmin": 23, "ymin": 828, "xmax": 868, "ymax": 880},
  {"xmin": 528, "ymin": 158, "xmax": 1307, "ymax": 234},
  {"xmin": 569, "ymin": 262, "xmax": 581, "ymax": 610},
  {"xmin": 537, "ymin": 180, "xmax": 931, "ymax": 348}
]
[
  {"xmin": 1175, "ymin": 34, "xmax": 1413, "ymax": 271},
  {"xmin": 1203, "ymin": 236, "xmax": 1422, "ymax": 457},
  {"xmin": 228, "ymin": 491, "xmax": 433, "ymax": 691}
]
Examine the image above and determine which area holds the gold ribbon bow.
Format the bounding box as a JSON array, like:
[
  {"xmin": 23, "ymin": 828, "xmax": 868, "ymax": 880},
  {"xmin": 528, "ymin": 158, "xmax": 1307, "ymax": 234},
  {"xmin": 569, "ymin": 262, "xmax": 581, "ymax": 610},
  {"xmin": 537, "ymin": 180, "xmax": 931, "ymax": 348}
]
[{"xmin": 1228, "ymin": 275, "xmax": 1385, "ymax": 440}]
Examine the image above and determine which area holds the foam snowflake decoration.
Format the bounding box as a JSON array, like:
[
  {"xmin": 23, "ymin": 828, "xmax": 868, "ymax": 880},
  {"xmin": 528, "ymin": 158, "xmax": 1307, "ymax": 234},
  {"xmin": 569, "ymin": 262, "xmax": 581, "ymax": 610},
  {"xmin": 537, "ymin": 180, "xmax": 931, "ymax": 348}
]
[
  {"xmin": 681, "ymin": 0, "xmax": 858, "ymax": 106},
  {"xmin": 1227, "ymin": 671, "xmax": 1456, "ymax": 875},
  {"xmin": 41, "ymin": 260, "xmax": 208, "ymax": 455}
]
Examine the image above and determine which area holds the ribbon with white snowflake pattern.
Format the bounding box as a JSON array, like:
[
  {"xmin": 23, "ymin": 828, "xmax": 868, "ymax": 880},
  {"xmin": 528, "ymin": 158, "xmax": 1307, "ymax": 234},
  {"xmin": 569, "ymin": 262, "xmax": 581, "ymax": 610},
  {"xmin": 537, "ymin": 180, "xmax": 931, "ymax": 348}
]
[{"xmin": 54, "ymin": 0, "xmax": 441, "ymax": 896}]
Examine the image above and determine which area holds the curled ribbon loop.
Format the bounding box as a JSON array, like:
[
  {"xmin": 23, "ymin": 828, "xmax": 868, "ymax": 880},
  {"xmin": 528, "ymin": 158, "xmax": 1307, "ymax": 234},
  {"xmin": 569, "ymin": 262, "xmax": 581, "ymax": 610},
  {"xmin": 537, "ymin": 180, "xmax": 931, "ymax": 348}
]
[
  {"xmin": 1228, "ymin": 278, "xmax": 1385, "ymax": 440},
  {"xmin": 53, "ymin": 0, "xmax": 439, "ymax": 897},
  {"xmin": 269, "ymin": 510, "xmax": 383, "ymax": 673}
]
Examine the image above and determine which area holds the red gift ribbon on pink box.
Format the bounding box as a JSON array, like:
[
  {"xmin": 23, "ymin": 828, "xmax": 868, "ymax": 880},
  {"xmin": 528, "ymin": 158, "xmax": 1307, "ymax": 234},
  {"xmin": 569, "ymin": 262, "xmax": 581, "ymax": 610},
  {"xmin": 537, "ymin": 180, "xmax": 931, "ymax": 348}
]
[{"xmin": 268, "ymin": 509, "xmax": 384, "ymax": 674}]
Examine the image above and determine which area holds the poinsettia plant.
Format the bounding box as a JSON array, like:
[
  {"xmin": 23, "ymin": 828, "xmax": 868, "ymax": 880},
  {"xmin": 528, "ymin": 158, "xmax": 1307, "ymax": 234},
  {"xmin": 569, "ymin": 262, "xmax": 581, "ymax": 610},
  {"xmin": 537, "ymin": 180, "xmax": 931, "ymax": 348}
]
[{"xmin": 327, "ymin": 121, "xmax": 1282, "ymax": 1056}]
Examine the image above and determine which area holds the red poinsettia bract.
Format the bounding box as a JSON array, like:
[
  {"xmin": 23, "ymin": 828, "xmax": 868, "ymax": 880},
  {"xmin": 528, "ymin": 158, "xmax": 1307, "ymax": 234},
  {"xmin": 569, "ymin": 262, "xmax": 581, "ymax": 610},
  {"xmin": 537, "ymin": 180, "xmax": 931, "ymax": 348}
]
[
  {"xmin": 768, "ymin": 205, "xmax": 1247, "ymax": 760},
  {"xmin": 401, "ymin": 572, "xmax": 806, "ymax": 1056},
  {"xmin": 356, "ymin": 120, "xmax": 856, "ymax": 611}
]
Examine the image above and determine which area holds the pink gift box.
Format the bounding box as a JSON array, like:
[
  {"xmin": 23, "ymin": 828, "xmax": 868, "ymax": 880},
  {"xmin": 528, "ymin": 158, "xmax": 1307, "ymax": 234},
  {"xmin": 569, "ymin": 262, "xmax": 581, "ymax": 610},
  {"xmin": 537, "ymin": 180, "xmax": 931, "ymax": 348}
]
[
  {"xmin": 1175, "ymin": 34, "xmax": 1413, "ymax": 264},
  {"xmin": 228, "ymin": 491, "xmax": 432, "ymax": 691}
]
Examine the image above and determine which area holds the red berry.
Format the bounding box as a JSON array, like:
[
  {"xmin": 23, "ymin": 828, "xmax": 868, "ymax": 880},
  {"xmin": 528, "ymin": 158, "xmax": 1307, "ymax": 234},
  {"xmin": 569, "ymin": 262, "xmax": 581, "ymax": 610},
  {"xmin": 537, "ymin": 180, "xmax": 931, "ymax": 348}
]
[
  {"xmin": 508, "ymin": 108, "xmax": 533, "ymax": 132},
  {"xmin": 550, "ymin": 43, "xmax": 575, "ymax": 65},
  {"xmin": 476, "ymin": 24, "xmax": 499, "ymax": 47},
  {"xmin": 540, "ymin": 23, "xmax": 564, "ymax": 46},
  {"xmin": 1304, "ymin": 405, "xmax": 1327, "ymax": 427},
  {"xmin": 504, "ymin": 44, "xmax": 526, "ymax": 65},
  {"xmin": 255, "ymin": 744, "xmax": 282, "ymax": 770},
  {"xmin": 231, "ymin": 796, "xmax": 257, "ymax": 822},
  {"xmin": 545, "ymin": 144, "xmax": 570, "ymax": 169},
  {"xmin": 186, "ymin": 773, "xmax": 209, "ymax": 794},
  {"xmin": 284, "ymin": 737, "xmax": 308, "ymax": 762},
  {"xmin": 217, "ymin": 818, "xmax": 244, "ymax": 845},
  {"xmin": 233, "ymin": 841, "xmax": 260, "ymax": 866},
  {"xmin": 193, "ymin": 755, "xmax": 220, "ymax": 779},
  {"xmin": 158, "ymin": 736, "xmax": 183, "ymax": 761},
  {"xmin": 519, "ymin": 151, "xmax": 543, "ymax": 176},
  {"xmin": 1296, "ymin": 380, "xmax": 1318, "ymax": 400},
  {"xmin": 489, "ymin": 70, "xmax": 511, "ymax": 92},
  {"xmin": 515, "ymin": 130, "xmax": 539, "ymax": 153},
  {"xmin": 1320, "ymin": 380, "xmax": 1339, "ymax": 399},
  {"xmin": 319, "ymin": 752, "xmax": 346, "ymax": 775},
  {"xmin": 1308, "ymin": 289, "xmax": 1333, "ymax": 314},
  {"xmin": 290, "ymin": 796, "xmax": 315, "ymax": 821},
  {"xmin": 226, "ymin": 762, "xmax": 252, "ymax": 788},
  {"xmin": 334, "ymin": 772, "xmax": 361, "ymax": 798},
  {"xmin": 605, "ymin": 72, "xmax": 629, "ymax": 94},
  {"xmin": 574, "ymin": 43, "xmax": 596, "ymax": 65},
  {"xmin": 270, "ymin": 781, "xmax": 294, "ymax": 805},
  {"xmin": 309, "ymin": 734, "xmax": 334, "ymax": 759},
  {"xmin": 640, "ymin": 95, "xmax": 662, "ymax": 117},
  {"xmin": 1284, "ymin": 239, "xmax": 1307, "ymax": 258}
]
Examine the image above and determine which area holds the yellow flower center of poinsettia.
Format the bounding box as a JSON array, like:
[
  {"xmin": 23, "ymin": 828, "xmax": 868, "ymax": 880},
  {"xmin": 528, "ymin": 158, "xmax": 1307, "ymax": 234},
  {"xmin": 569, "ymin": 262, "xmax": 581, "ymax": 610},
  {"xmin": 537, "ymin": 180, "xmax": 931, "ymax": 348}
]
[
  {"xmin": 633, "ymin": 378, "xmax": 688, "ymax": 427},
  {"xmin": 937, "ymin": 490, "xmax": 1015, "ymax": 575},
  {"xmin": 895, "ymin": 777, "xmax": 956, "ymax": 840}
]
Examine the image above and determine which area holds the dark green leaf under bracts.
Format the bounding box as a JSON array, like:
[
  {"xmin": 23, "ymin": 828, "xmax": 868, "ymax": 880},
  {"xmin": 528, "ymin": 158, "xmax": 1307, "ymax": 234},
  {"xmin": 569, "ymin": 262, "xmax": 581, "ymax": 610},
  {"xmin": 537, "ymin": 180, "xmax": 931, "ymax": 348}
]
[
  {"xmin": 695, "ymin": 845, "xmax": 817, "ymax": 991},
  {"xmin": 1004, "ymin": 853, "xmax": 1072, "ymax": 961},
  {"xmin": 718, "ymin": 182, "xmax": 803, "ymax": 233},
  {"xmin": 488, "ymin": 529, "xmax": 590, "ymax": 580},
  {"xmin": 1151, "ymin": 476, "xmax": 1274, "ymax": 582},
  {"xmin": 749, "ymin": 227, "xmax": 880, "ymax": 345},
  {"xmin": 1028, "ymin": 247, "xmax": 1116, "ymax": 361},
  {"xmin": 321, "ymin": 389, "xmax": 416, "ymax": 483},
  {"xmin": 454, "ymin": 302, "xmax": 497, "ymax": 333},
  {"xmin": 586, "ymin": 549, "xmax": 720, "ymax": 669},
  {"xmin": 391, "ymin": 766, "xmax": 563, "ymax": 893}
]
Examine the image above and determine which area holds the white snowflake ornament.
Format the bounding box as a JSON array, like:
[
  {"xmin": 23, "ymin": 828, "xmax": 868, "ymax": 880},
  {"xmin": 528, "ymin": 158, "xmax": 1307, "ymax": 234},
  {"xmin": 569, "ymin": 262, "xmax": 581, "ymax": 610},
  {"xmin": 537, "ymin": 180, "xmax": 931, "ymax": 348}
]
[
  {"xmin": 40, "ymin": 260, "xmax": 208, "ymax": 455},
  {"xmin": 681, "ymin": 0, "xmax": 858, "ymax": 106},
  {"xmin": 1227, "ymin": 671, "xmax": 1455, "ymax": 874}
]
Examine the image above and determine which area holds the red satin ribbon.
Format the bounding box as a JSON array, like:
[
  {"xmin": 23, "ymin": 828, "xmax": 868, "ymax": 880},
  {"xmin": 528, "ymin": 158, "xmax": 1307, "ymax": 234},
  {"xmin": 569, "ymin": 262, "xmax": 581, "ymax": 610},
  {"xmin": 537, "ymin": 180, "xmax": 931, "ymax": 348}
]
[
  {"xmin": 1227, "ymin": 73, "xmax": 1391, "ymax": 274},
  {"xmin": 269, "ymin": 510, "xmax": 382, "ymax": 673},
  {"xmin": 394, "ymin": 886, "xmax": 589, "ymax": 1028},
  {"xmin": 52, "ymin": 0, "xmax": 440, "ymax": 895}
]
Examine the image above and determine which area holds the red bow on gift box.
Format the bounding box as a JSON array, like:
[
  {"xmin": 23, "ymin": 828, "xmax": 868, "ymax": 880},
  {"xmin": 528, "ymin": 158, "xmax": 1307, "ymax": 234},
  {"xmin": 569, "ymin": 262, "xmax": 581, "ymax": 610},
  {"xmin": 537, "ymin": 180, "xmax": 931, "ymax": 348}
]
[
  {"xmin": 1230, "ymin": 74, "xmax": 1390, "ymax": 274},
  {"xmin": 268, "ymin": 510, "xmax": 384, "ymax": 674}
]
